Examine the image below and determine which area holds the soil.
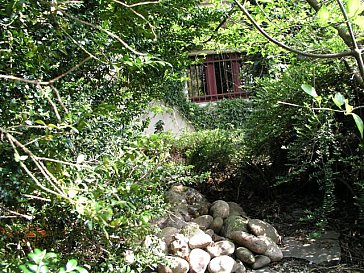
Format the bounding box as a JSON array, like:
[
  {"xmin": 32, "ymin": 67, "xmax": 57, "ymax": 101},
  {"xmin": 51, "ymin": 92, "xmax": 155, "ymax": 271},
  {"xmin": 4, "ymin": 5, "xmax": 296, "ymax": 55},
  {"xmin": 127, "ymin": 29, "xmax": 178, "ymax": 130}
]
[{"xmin": 196, "ymin": 178, "xmax": 364, "ymax": 273}]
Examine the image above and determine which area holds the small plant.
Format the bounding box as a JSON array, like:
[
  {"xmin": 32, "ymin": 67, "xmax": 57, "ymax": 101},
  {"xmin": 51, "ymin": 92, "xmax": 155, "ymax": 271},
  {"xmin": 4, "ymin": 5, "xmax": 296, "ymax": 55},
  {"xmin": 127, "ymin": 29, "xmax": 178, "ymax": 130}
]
[{"xmin": 19, "ymin": 249, "xmax": 88, "ymax": 273}]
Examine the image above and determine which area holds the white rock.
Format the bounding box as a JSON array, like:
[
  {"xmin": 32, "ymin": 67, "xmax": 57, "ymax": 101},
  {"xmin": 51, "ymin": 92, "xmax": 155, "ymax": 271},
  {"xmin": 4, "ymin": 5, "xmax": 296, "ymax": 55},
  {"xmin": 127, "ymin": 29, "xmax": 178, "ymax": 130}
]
[
  {"xmin": 189, "ymin": 233, "xmax": 213, "ymax": 249},
  {"xmin": 260, "ymin": 236, "xmax": 283, "ymax": 262},
  {"xmin": 189, "ymin": 248, "xmax": 211, "ymax": 273},
  {"xmin": 208, "ymin": 255, "xmax": 236, "ymax": 273},
  {"xmin": 158, "ymin": 256, "xmax": 190, "ymax": 273},
  {"xmin": 230, "ymin": 231, "xmax": 268, "ymax": 254},
  {"xmin": 206, "ymin": 241, "xmax": 235, "ymax": 257},
  {"xmin": 248, "ymin": 219, "xmax": 280, "ymax": 244},
  {"xmin": 170, "ymin": 234, "xmax": 190, "ymax": 259}
]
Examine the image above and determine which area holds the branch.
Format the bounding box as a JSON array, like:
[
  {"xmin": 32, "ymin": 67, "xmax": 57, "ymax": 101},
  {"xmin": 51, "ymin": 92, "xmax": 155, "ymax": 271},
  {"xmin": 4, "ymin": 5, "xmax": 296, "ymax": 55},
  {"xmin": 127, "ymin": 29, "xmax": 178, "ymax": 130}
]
[
  {"xmin": 337, "ymin": 0, "xmax": 364, "ymax": 80},
  {"xmin": 233, "ymin": 0, "xmax": 353, "ymax": 59},
  {"xmin": 41, "ymin": 86, "xmax": 62, "ymax": 122},
  {"xmin": 112, "ymin": 0, "xmax": 157, "ymax": 39},
  {"xmin": 114, "ymin": 0, "xmax": 160, "ymax": 8},
  {"xmin": 277, "ymin": 101, "xmax": 344, "ymax": 113},
  {"xmin": 62, "ymin": 11, "xmax": 147, "ymax": 56},
  {"xmin": 0, "ymin": 56, "xmax": 91, "ymax": 85},
  {"xmin": 0, "ymin": 206, "xmax": 33, "ymax": 221},
  {"xmin": 51, "ymin": 85, "xmax": 69, "ymax": 113}
]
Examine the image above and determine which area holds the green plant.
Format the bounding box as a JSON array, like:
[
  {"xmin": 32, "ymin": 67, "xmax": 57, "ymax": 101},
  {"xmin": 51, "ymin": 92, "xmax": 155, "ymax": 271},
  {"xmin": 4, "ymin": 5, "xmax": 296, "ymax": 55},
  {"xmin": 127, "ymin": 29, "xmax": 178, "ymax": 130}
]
[{"xmin": 19, "ymin": 249, "xmax": 88, "ymax": 273}]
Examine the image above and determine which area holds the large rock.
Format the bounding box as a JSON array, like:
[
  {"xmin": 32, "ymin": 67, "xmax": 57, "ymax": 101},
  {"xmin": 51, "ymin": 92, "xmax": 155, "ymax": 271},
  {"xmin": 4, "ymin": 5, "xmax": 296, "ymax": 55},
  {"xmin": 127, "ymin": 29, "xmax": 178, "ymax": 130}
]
[
  {"xmin": 192, "ymin": 215, "xmax": 214, "ymax": 230},
  {"xmin": 260, "ymin": 236, "xmax": 283, "ymax": 262},
  {"xmin": 208, "ymin": 255, "xmax": 236, "ymax": 273},
  {"xmin": 158, "ymin": 256, "xmax": 190, "ymax": 273},
  {"xmin": 252, "ymin": 255, "xmax": 271, "ymax": 270},
  {"xmin": 227, "ymin": 202, "xmax": 247, "ymax": 217},
  {"xmin": 170, "ymin": 234, "xmax": 190, "ymax": 259},
  {"xmin": 206, "ymin": 240, "xmax": 235, "ymax": 257},
  {"xmin": 164, "ymin": 213, "xmax": 188, "ymax": 229},
  {"xmin": 233, "ymin": 260, "xmax": 246, "ymax": 273},
  {"xmin": 210, "ymin": 217, "xmax": 224, "ymax": 234},
  {"xmin": 221, "ymin": 216, "xmax": 249, "ymax": 238},
  {"xmin": 235, "ymin": 247, "xmax": 255, "ymax": 265},
  {"xmin": 230, "ymin": 231, "xmax": 268, "ymax": 254},
  {"xmin": 159, "ymin": 227, "xmax": 179, "ymax": 247},
  {"xmin": 210, "ymin": 200, "xmax": 230, "ymax": 219},
  {"xmin": 189, "ymin": 248, "xmax": 211, "ymax": 273},
  {"xmin": 248, "ymin": 219, "xmax": 280, "ymax": 244},
  {"xmin": 181, "ymin": 222, "xmax": 203, "ymax": 239},
  {"xmin": 189, "ymin": 233, "xmax": 213, "ymax": 249}
]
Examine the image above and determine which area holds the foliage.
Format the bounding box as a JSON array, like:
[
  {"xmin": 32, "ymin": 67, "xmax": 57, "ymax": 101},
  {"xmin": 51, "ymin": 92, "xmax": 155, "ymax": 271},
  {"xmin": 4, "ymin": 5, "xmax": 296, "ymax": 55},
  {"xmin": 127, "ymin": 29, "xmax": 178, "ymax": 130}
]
[
  {"xmin": 0, "ymin": 0, "xmax": 222, "ymax": 272},
  {"xmin": 173, "ymin": 129, "xmax": 246, "ymax": 179},
  {"xmin": 19, "ymin": 249, "xmax": 88, "ymax": 273},
  {"xmin": 244, "ymin": 60, "xmax": 364, "ymax": 225}
]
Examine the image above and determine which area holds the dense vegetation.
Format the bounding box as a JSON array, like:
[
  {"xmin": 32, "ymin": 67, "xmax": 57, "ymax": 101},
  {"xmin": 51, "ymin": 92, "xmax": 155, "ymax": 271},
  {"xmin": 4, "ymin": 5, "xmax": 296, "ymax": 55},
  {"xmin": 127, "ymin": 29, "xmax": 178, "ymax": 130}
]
[{"xmin": 1, "ymin": 0, "xmax": 363, "ymax": 272}]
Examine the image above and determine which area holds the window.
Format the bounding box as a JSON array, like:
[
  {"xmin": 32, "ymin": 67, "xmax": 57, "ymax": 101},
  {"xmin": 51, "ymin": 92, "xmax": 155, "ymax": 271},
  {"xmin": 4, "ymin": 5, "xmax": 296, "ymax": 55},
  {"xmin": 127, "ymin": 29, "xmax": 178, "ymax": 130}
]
[{"xmin": 187, "ymin": 52, "xmax": 265, "ymax": 102}]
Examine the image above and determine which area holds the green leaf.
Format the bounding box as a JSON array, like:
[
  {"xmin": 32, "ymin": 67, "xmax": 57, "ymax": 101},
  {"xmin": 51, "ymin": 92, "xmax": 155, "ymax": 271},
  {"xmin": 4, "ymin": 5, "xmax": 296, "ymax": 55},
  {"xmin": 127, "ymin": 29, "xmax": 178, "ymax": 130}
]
[
  {"xmin": 66, "ymin": 259, "xmax": 78, "ymax": 272},
  {"xmin": 346, "ymin": 0, "xmax": 361, "ymax": 17},
  {"xmin": 332, "ymin": 92, "xmax": 345, "ymax": 108},
  {"xmin": 19, "ymin": 265, "xmax": 32, "ymax": 273},
  {"xmin": 353, "ymin": 16, "xmax": 364, "ymax": 30},
  {"xmin": 352, "ymin": 113, "xmax": 364, "ymax": 138},
  {"xmin": 301, "ymin": 84, "xmax": 318, "ymax": 98},
  {"xmin": 317, "ymin": 5, "xmax": 330, "ymax": 24},
  {"xmin": 345, "ymin": 99, "xmax": 353, "ymax": 114}
]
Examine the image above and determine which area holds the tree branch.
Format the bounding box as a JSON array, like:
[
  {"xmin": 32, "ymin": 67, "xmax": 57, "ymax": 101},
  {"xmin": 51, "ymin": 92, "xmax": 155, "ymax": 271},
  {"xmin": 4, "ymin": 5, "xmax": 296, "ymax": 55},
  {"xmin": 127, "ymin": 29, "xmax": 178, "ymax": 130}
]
[
  {"xmin": 0, "ymin": 56, "xmax": 91, "ymax": 85},
  {"xmin": 62, "ymin": 11, "xmax": 147, "ymax": 56},
  {"xmin": 233, "ymin": 0, "xmax": 354, "ymax": 59}
]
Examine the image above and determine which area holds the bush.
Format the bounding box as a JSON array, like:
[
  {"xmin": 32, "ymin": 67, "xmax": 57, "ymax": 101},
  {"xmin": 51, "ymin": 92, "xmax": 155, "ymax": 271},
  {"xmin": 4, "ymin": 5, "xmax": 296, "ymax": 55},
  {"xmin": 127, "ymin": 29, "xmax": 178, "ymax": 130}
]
[
  {"xmin": 173, "ymin": 129, "xmax": 246, "ymax": 179},
  {"xmin": 244, "ymin": 60, "xmax": 364, "ymax": 226}
]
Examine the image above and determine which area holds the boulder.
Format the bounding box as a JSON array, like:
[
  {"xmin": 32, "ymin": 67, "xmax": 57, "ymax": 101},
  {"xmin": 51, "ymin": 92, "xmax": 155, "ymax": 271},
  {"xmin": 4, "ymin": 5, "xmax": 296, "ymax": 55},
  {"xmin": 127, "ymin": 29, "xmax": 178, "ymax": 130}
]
[
  {"xmin": 192, "ymin": 215, "xmax": 214, "ymax": 230},
  {"xmin": 221, "ymin": 216, "xmax": 249, "ymax": 238},
  {"xmin": 227, "ymin": 202, "xmax": 247, "ymax": 217},
  {"xmin": 235, "ymin": 247, "xmax": 255, "ymax": 264},
  {"xmin": 210, "ymin": 200, "xmax": 230, "ymax": 219},
  {"xmin": 181, "ymin": 222, "xmax": 203, "ymax": 239},
  {"xmin": 159, "ymin": 227, "xmax": 179, "ymax": 247},
  {"xmin": 252, "ymin": 255, "xmax": 271, "ymax": 270},
  {"xmin": 206, "ymin": 240, "xmax": 235, "ymax": 257},
  {"xmin": 170, "ymin": 234, "xmax": 190, "ymax": 259},
  {"xmin": 164, "ymin": 213, "xmax": 188, "ymax": 230},
  {"xmin": 232, "ymin": 260, "xmax": 246, "ymax": 273},
  {"xmin": 189, "ymin": 248, "xmax": 211, "ymax": 273},
  {"xmin": 189, "ymin": 233, "xmax": 213, "ymax": 249},
  {"xmin": 260, "ymin": 236, "xmax": 283, "ymax": 262},
  {"xmin": 210, "ymin": 217, "xmax": 224, "ymax": 234},
  {"xmin": 230, "ymin": 231, "xmax": 268, "ymax": 254},
  {"xmin": 248, "ymin": 219, "xmax": 280, "ymax": 244},
  {"xmin": 208, "ymin": 255, "xmax": 236, "ymax": 273},
  {"xmin": 158, "ymin": 256, "xmax": 190, "ymax": 273}
]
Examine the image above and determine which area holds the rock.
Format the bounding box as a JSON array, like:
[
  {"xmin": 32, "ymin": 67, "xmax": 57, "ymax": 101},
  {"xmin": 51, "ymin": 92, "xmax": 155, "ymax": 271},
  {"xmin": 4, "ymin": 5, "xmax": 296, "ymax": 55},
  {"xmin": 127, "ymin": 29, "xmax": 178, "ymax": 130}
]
[
  {"xmin": 181, "ymin": 222, "xmax": 203, "ymax": 239},
  {"xmin": 144, "ymin": 235, "xmax": 168, "ymax": 255},
  {"xmin": 221, "ymin": 216, "xmax": 249, "ymax": 238},
  {"xmin": 252, "ymin": 255, "xmax": 271, "ymax": 270},
  {"xmin": 210, "ymin": 200, "xmax": 230, "ymax": 219},
  {"xmin": 165, "ymin": 213, "xmax": 188, "ymax": 229},
  {"xmin": 189, "ymin": 233, "xmax": 213, "ymax": 249},
  {"xmin": 227, "ymin": 202, "xmax": 247, "ymax": 217},
  {"xmin": 212, "ymin": 233, "xmax": 226, "ymax": 242},
  {"xmin": 189, "ymin": 248, "xmax": 211, "ymax": 273},
  {"xmin": 206, "ymin": 240, "xmax": 235, "ymax": 257},
  {"xmin": 210, "ymin": 217, "xmax": 224, "ymax": 234},
  {"xmin": 159, "ymin": 227, "xmax": 179, "ymax": 247},
  {"xmin": 165, "ymin": 188, "xmax": 188, "ymax": 205},
  {"xmin": 260, "ymin": 236, "xmax": 283, "ymax": 262},
  {"xmin": 158, "ymin": 256, "xmax": 190, "ymax": 273},
  {"xmin": 192, "ymin": 215, "xmax": 214, "ymax": 230},
  {"xmin": 170, "ymin": 234, "xmax": 190, "ymax": 259},
  {"xmin": 208, "ymin": 255, "xmax": 236, "ymax": 273},
  {"xmin": 232, "ymin": 260, "xmax": 246, "ymax": 273},
  {"xmin": 230, "ymin": 231, "xmax": 268, "ymax": 254},
  {"xmin": 235, "ymin": 247, "xmax": 255, "ymax": 264},
  {"xmin": 248, "ymin": 219, "xmax": 280, "ymax": 244},
  {"xmin": 205, "ymin": 229, "xmax": 215, "ymax": 237}
]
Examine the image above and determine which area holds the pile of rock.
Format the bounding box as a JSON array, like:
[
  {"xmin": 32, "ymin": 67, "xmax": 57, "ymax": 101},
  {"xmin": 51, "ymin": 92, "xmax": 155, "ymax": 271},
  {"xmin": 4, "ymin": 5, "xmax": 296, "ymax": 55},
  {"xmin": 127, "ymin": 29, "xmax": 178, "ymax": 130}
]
[{"xmin": 156, "ymin": 185, "xmax": 283, "ymax": 273}]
